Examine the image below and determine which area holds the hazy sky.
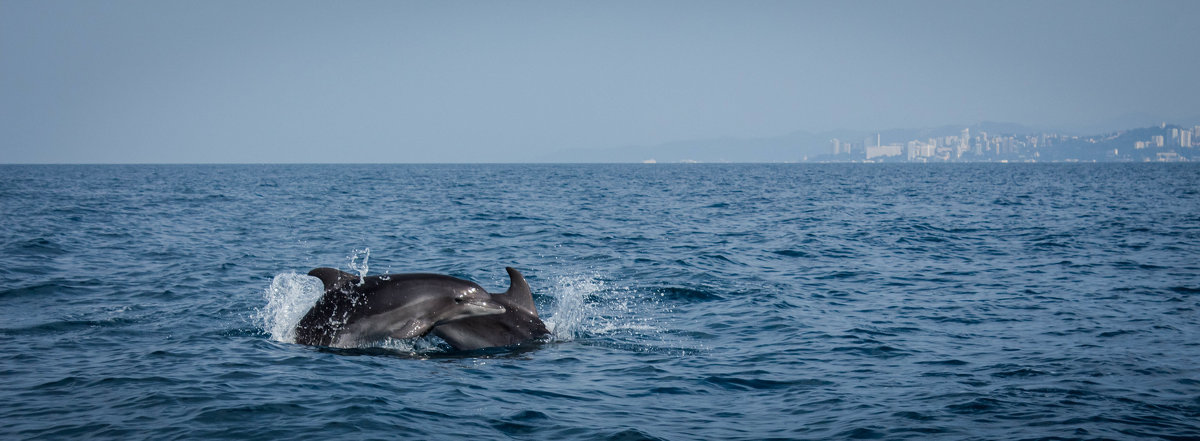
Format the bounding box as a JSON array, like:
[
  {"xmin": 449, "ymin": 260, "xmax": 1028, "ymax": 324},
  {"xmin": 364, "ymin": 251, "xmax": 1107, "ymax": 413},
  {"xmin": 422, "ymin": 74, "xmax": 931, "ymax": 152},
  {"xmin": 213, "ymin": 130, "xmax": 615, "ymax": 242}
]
[{"xmin": 2, "ymin": 0, "xmax": 1198, "ymax": 163}]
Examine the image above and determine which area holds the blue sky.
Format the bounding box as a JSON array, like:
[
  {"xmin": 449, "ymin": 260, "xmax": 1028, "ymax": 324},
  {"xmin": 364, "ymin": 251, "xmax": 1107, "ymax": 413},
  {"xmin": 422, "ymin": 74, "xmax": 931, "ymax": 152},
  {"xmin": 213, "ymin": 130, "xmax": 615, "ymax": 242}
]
[{"xmin": 2, "ymin": 0, "xmax": 1198, "ymax": 163}]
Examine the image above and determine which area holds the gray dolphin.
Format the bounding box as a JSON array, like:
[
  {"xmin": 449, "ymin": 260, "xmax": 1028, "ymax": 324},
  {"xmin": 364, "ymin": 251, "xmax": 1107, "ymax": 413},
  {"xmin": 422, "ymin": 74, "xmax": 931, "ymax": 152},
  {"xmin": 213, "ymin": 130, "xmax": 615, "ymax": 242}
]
[
  {"xmin": 431, "ymin": 267, "xmax": 550, "ymax": 350},
  {"xmin": 295, "ymin": 268, "xmax": 506, "ymax": 348}
]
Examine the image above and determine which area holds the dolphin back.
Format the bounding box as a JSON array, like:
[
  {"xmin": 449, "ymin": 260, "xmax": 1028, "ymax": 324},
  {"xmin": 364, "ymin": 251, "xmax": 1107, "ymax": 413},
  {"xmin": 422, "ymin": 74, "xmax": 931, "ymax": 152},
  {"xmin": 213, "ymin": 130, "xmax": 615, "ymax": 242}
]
[
  {"xmin": 504, "ymin": 267, "xmax": 537, "ymax": 315},
  {"xmin": 308, "ymin": 267, "xmax": 359, "ymax": 292},
  {"xmin": 294, "ymin": 268, "xmax": 354, "ymax": 346}
]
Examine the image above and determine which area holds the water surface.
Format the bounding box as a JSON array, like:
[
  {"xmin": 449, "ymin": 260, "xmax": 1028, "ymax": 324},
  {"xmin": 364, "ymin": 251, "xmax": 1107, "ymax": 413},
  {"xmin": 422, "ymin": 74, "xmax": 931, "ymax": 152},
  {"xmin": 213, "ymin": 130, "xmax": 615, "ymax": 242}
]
[{"xmin": 1, "ymin": 164, "xmax": 1198, "ymax": 439}]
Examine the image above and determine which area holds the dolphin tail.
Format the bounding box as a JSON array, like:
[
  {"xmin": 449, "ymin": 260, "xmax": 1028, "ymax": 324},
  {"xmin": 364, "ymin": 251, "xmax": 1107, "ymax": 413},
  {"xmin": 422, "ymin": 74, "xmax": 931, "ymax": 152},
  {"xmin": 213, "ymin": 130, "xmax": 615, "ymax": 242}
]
[
  {"xmin": 308, "ymin": 267, "xmax": 358, "ymax": 292},
  {"xmin": 504, "ymin": 267, "xmax": 538, "ymax": 315}
]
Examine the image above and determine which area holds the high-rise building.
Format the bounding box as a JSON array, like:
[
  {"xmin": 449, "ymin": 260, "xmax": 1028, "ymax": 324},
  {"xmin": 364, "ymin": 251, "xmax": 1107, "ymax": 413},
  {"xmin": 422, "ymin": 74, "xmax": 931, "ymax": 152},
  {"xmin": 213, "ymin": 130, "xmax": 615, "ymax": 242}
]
[
  {"xmin": 866, "ymin": 144, "xmax": 902, "ymax": 159},
  {"xmin": 863, "ymin": 135, "xmax": 878, "ymax": 151},
  {"xmin": 906, "ymin": 140, "xmax": 936, "ymax": 160},
  {"xmin": 1182, "ymin": 130, "xmax": 1192, "ymax": 148},
  {"xmin": 1154, "ymin": 135, "xmax": 1165, "ymax": 147},
  {"xmin": 958, "ymin": 128, "xmax": 970, "ymax": 158}
]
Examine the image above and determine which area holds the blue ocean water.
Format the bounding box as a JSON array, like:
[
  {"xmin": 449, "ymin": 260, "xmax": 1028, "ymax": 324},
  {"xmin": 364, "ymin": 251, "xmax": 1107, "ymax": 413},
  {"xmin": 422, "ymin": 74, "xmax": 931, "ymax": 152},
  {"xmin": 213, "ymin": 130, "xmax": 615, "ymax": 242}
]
[{"xmin": 1, "ymin": 163, "xmax": 1198, "ymax": 440}]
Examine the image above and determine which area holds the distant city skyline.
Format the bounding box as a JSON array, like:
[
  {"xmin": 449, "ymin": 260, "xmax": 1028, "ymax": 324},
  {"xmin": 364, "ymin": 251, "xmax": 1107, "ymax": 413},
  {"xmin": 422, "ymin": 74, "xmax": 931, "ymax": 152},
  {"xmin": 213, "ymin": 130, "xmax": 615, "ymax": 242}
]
[
  {"xmin": 3, "ymin": 1, "xmax": 1199, "ymax": 163},
  {"xmin": 825, "ymin": 122, "xmax": 1200, "ymax": 163},
  {"xmin": 544, "ymin": 120, "xmax": 1200, "ymax": 163}
]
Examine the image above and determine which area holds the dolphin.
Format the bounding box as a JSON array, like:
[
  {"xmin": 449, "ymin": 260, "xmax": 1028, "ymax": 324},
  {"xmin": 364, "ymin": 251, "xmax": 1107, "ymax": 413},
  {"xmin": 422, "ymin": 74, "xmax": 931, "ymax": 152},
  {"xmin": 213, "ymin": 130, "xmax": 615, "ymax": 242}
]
[
  {"xmin": 431, "ymin": 267, "xmax": 550, "ymax": 350},
  {"xmin": 295, "ymin": 268, "xmax": 507, "ymax": 348}
]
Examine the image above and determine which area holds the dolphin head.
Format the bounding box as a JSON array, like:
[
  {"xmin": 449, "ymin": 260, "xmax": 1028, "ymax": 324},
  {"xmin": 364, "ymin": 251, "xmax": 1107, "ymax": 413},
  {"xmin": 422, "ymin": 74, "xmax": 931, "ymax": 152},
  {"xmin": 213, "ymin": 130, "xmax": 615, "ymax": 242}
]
[{"xmin": 438, "ymin": 286, "xmax": 506, "ymax": 324}]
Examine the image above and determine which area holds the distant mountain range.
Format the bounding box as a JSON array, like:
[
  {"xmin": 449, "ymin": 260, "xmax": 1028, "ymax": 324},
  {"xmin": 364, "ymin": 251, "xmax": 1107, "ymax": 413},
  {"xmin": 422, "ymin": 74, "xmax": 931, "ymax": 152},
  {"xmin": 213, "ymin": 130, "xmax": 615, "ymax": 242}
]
[{"xmin": 543, "ymin": 119, "xmax": 1200, "ymax": 163}]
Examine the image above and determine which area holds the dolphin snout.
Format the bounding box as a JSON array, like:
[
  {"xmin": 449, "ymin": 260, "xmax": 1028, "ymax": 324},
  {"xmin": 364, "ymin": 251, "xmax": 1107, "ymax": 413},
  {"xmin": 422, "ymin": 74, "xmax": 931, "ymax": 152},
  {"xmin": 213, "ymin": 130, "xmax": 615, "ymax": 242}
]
[{"xmin": 465, "ymin": 299, "xmax": 506, "ymax": 315}]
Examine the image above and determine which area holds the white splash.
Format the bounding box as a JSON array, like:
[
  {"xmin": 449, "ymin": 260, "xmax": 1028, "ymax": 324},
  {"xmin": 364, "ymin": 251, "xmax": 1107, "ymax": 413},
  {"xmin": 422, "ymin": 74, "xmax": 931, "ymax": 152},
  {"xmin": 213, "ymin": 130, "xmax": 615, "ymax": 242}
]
[
  {"xmin": 541, "ymin": 273, "xmax": 663, "ymax": 343},
  {"xmin": 256, "ymin": 272, "xmax": 324, "ymax": 343},
  {"xmin": 541, "ymin": 274, "xmax": 601, "ymax": 341},
  {"xmin": 347, "ymin": 248, "xmax": 370, "ymax": 284},
  {"xmin": 372, "ymin": 336, "xmax": 445, "ymax": 353}
]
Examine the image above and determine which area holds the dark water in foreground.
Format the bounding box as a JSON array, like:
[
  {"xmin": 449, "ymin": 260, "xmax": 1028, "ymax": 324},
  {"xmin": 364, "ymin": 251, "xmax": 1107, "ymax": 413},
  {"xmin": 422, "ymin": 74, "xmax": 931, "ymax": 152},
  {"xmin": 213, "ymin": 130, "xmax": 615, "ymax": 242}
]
[{"xmin": 1, "ymin": 163, "xmax": 1198, "ymax": 440}]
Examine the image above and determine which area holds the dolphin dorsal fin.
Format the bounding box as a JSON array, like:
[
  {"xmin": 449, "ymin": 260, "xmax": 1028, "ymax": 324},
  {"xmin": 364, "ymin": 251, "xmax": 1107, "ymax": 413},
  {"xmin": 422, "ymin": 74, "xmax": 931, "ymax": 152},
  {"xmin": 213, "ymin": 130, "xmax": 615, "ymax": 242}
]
[
  {"xmin": 504, "ymin": 267, "xmax": 537, "ymax": 315},
  {"xmin": 308, "ymin": 267, "xmax": 358, "ymax": 292}
]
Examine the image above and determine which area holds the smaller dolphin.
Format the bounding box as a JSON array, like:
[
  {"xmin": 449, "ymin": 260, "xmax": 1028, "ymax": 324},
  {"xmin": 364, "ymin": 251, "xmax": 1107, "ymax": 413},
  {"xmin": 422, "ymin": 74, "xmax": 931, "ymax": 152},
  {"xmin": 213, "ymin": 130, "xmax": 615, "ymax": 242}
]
[
  {"xmin": 432, "ymin": 267, "xmax": 550, "ymax": 350},
  {"xmin": 295, "ymin": 268, "xmax": 506, "ymax": 348}
]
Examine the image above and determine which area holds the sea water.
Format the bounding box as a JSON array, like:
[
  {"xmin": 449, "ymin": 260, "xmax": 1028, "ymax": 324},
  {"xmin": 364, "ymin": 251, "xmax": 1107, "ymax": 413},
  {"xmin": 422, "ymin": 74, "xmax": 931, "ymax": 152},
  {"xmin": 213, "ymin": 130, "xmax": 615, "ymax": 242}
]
[{"xmin": 1, "ymin": 163, "xmax": 1198, "ymax": 439}]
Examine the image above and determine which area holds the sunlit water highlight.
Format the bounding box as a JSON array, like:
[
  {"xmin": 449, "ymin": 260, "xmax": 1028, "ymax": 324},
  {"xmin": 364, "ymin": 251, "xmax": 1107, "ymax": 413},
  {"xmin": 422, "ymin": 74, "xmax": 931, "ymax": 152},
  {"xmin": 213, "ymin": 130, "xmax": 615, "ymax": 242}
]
[{"xmin": 1, "ymin": 163, "xmax": 1198, "ymax": 440}]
